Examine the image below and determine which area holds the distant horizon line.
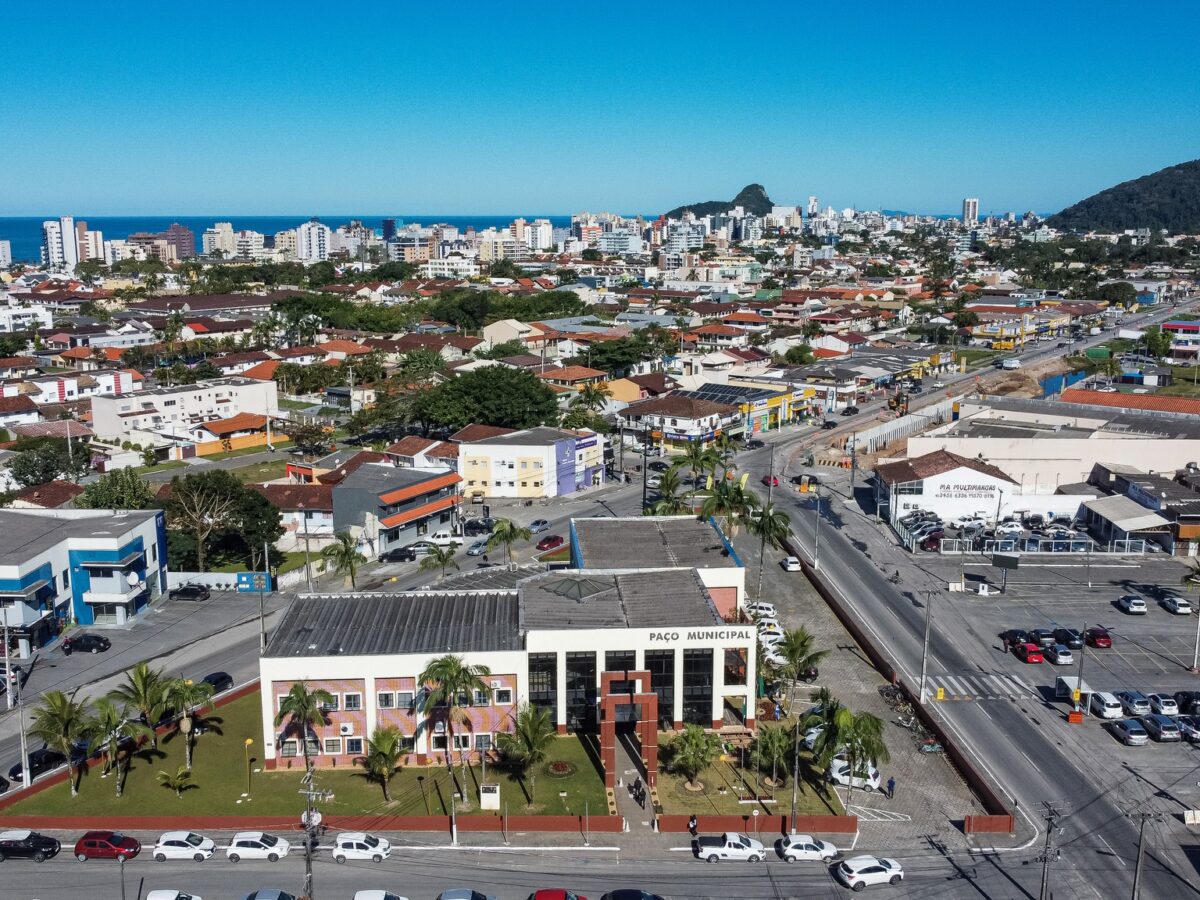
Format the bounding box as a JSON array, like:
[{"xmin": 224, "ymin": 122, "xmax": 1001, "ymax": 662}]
[{"xmin": 0, "ymin": 209, "xmax": 1005, "ymax": 220}]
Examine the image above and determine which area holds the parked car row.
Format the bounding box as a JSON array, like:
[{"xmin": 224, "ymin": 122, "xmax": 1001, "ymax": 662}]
[
  {"xmin": 1001, "ymin": 627, "xmax": 1110, "ymax": 667},
  {"xmin": 1117, "ymin": 593, "xmax": 1193, "ymax": 615}
]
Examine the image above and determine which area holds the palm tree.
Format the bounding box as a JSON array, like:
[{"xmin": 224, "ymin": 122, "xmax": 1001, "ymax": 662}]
[
  {"xmin": 487, "ymin": 519, "xmax": 532, "ymax": 567},
  {"xmin": 748, "ymin": 502, "xmax": 794, "ymax": 598},
  {"xmin": 649, "ymin": 467, "xmax": 689, "ymax": 515},
  {"xmin": 322, "ymin": 531, "xmax": 366, "ymax": 588},
  {"xmin": 419, "ymin": 654, "xmax": 492, "ymax": 773},
  {"xmin": 29, "ymin": 691, "xmax": 90, "ymax": 797},
  {"xmin": 573, "ymin": 382, "xmax": 612, "ymax": 413},
  {"xmin": 673, "ymin": 443, "xmax": 719, "ymax": 505},
  {"xmin": 108, "ymin": 661, "xmax": 166, "ymax": 747},
  {"xmin": 157, "ymin": 765, "xmax": 195, "ymax": 799},
  {"xmin": 274, "ymin": 682, "xmax": 334, "ymax": 772},
  {"xmin": 712, "ymin": 432, "xmax": 740, "ymax": 476},
  {"xmin": 89, "ymin": 698, "xmax": 153, "ymax": 798},
  {"xmin": 700, "ymin": 480, "xmax": 761, "ymax": 536},
  {"xmin": 496, "ymin": 704, "xmax": 556, "ymax": 775},
  {"xmin": 358, "ymin": 725, "xmax": 406, "ymax": 802},
  {"xmin": 667, "ymin": 724, "xmax": 720, "ymax": 790},
  {"xmin": 419, "ymin": 545, "xmax": 460, "ymax": 580},
  {"xmin": 833, "ymin": 708, "xmax": 890, "ymax": 809},
  {"xmin": 801, "ymin": 687, "xmax": 844, "ymax": 769},
  {"xmin": 750, "ymin": 723, "xmax": 794, "ymax": 788},
  {"xmin": 161, "ymin": 678, "xmax": 215, "ymax": 769},
  {"xmin": 776, "ymin": 627, "xmax": 829, "ymax": 710}
]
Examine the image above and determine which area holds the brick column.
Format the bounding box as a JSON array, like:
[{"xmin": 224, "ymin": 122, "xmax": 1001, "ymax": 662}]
[{"xmin": 600, "ymin": 714, "xmax": 617, "ymax": 789}]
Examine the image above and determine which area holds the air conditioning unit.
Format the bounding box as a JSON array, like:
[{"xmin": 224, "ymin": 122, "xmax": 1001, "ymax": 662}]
[
  {"xmin": 434, "ymin": 720, "xmax": 446, "ymax": 733},
  {"xmin": 490, "ymin": 680, "xmax": 501, "ymax": 689},
  {"xmin": 339, "ymin": 723, "xmax": 353, "ymax": 736}
]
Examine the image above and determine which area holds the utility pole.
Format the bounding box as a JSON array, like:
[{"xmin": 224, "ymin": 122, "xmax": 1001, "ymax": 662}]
[
  {"xmin": 301, "ymin": 510, "xmax": 314, "ymax": 592},
  {"xmin": 347, "ymin": 362, "xmax": 355, "ymax": 415},
  {"xmin": 641, "ymin": 446, "xmax": 649, "ymax": 511},
  {"xmin": 1130, "ymin": 813, "xmax": 1157, "ymax": 900},
  {"xmin": 918, "ymin": 589, "xmax": 936, "ymax": 704},
  {"xmin": 849, "ymin": 434, "xmax": 857, "ymax": 489},
  {"xmin": 755, "ymin": 444, "xmax": 775, "ymax": 600},
  {"xmin": 1076, "ymin": 620, "xmax": 1088, "ymax": 714},
  {"xmin": 1036, "ymin": 802, "xmax": 1063, "ymax": 900},
  {"xmin": 813, "ymin": 488, "xmax": 822, "ymax": 570},
  {"xmin": 789, "ymin": 716, "xmax": 800, "ymax": 833},
  {"xmin": 299, "ymin": 766, "xmax": 334, "ymax": 900}
]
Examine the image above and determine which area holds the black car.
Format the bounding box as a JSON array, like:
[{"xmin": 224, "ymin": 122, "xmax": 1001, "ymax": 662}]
[
  {"xmin": 840, "ymin": 406, "xmax": 860, "ymax": 416},
  {"xmin": 821, "ymin": 420, "xmax": 838, "ymax": 430},
  {"xmin": 0, "ymin": 775, "xmax": 9, "ymax": 795},
  {"xmin": 62, "ymin": 633, "xmax": 111, "ymax": 654},
  {"xmin": 0, "ymin": 829, "xmax": 61, "ymax": 862},
  {"xmin": 648, "ymin": 460, "xmax": 671, "ymax": 472},
  {"xmin": 1027, "ymin": 628, "xmax": 1057, "ymax": 648},
  {"xmin": 463, "ymin": 517, "xmax": 496, "ymax": 536},
  {"xmin": 202, "ymin": 672, "xmax": 235, "ymax": 694},
  {"xmin": 8, "ymin": 747, "xmax": 67, "ymax": 783},
  {"xmin": 169, "ymin": 584, "xmax": 211, "ymax": 602},
  {"xmin": 1001, "ymin": 629, "xmax": 1029, "ymax": 647},
  {"xmin": 744, "ymin": 439, "xmax": 765, "ymax": 450},
  {"xmin": 1053, "ymin": 628, "xmax": 1084, "ymax": 650},
  {"xmin": 1174, "ymin": 691, "xmax": 1200, "ymax": 715},
  {"xmin": 600, "ymin": 893, "xmax": 667, "ymax": 900},
  {"xmin": 379, "ymin": 546, "xmax": 418, "ymax": 563}
]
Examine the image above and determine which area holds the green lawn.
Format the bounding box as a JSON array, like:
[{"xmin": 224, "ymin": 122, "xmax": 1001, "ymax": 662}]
[
  {"xmin": 131, "ymin": 460, "xmax": 187, "ymax": 476},
  {"xmin": 204, "ymin": 440, "xmax": 293, "ymax": 461},
  {"xmin": 227, "ymin": 459, "xmax": 290, "ymax": 483},
  {"xmin": 656, "ymin": 735, "xmax": 843, "ymax": 818},
  {"xmin": 278, "ymin": 398, "xmax": 319, "ymax": 411},
  {"xmin": 955, "ymin": 349, "xmax": 996, "ymax": 370},
  {"xmin": 211, "ymin": 550, "xmax": 307, "ymax": 575},
  {"xmin": 1, "ymin": 691, "xmax": 605, "ymax": 819}
]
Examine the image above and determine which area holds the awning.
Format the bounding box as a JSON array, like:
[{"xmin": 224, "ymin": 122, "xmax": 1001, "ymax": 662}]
[
  {"xmin": 0, "ymin": 580, "xmax": 51, "ymax": 600},
  {"xmin": 80, "ymin": 551, "xmax": 144, "ymax": 569},
  {"xmin": 1083, "ymin": 495, "xmax": 1171, "ymax": 532}
]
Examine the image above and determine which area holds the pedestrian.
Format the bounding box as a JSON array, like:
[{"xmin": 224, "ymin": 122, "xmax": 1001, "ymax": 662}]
[
  {"xmin": 1002, "ymin": 636, "xmax": 1010, "ymax": 654},
  {"xmin": 482, "ymin": 554, "xmax": 489, "ymax": 565},
  {"xmin": 688, "ymin": 814, "xmax": 698, "ymax": 837},
  {"xmin": 887, "ymin": 776, "xmax": 896, "ymax": 800},
  {"xmin": 61, "ymin": 639, "xmax": 72, "ymax": 657},
  {"xmin": 774, "ymin": 702, "xmax": 782, "ymax": 721},
  {"xmin": 632, "ymin": 776, "xmax": 642, "ymax": 799}
]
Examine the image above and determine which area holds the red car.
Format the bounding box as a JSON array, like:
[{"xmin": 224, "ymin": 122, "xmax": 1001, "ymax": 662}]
[
  {"xmin": 1013, "ymin": 642, "xmax": 1044, "ymax": 664},
  {"xmin": 527, "ymin": 892, "xmax": 588, "ymax": 900},
  {"xmin": 761, "ymin": 475, "xmax": 779, "ymax": 487},
  {"xmin": 1086, "ymin": 627, "xmax": 1112, "ymax": 649},
  {"xmin": 74, "ymin": 831, "xmax": 140, "ymax": 862},
  {"xmin": 536, "ymin": 535, "xmax": 564, "ymax": 552}
]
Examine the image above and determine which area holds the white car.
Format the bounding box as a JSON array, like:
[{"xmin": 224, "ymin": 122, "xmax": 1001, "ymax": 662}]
[
  {"xmin": 334, "ymin": 832, "xmax": 391, "ymax": 863},
  {"xmin": 1118, "ymin": 595, "xmax": 1148, "ymax": 614},
  {"xmin": 153, "ymin": 831, "xmax": 215, "ymax": 862},
  {"xmin": 837, "ymin": 855, "xmax": 904, "ymax": 890},
  {"xmin": 827, "ymin": 757, "xmax": 881, "ymax": 792},
  {"xmin": 1148, "ymin": 693, "xmax": 1179, "ymax": 715},
  {"xmin": 1162, "ymin": 595, "xmax": 1193, "ymax": 615},
  {"xmin": 951, "ymin": 514, "xmax": 986, "ymax": 529},
  {"xmin": 996, "ymin": 522, "xmax": 1023, "ymax": 536},
  {"xmin": 802, "ymin": 725, "xmax": 824, "ymax": 750},
  {"xmin": 776, "ymin": 833, "xmax": 836, "ymax": 863},
  {"xmin": 745, "ymin": 601, "xmax": 777, "ymax": 618},
  {"xmin": 353, "ymin": 893, "xmax": 410, "ymax": 900},
  {"xmin": 759, "ymin": 632, "xmax": 784, "ymax": 648},
  {"xmin": 781, "ymin": 556, "xmax": 802, "ymax": 572},
  {"xmin": 147, "ymin": 892, "xmax": 202, "ymax": 900},
  {"xmin": 1089, "ymin": 691, "xmax": 1123, "ymax": 719},
  {"xmin": 755, "ymin": 616, "xmax": 781, "ymax": 630},
  {"xmin": 226, "ymin": 832, "xmax": 291, "ymax": 862}
]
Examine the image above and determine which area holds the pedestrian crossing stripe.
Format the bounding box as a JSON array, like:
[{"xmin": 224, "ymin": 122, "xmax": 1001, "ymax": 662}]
[{"xmin": 928, "ymin": 673, "xmax": 1034, "ymax": 700}]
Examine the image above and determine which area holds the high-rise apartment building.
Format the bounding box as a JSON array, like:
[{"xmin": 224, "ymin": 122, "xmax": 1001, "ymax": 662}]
[
  {"xmin": 526, "ymin": 219, "xmax": 554, "ymax": 251},
  {"xmin": 41, "ymin": 217, "xmax": 101, "ymax": 270},
  {"xmin": 381, "ymin": 218, "xmax": 397, "ymax": 242},
  {"xmin": 201, "ymin": 222, "xmax": 237, "ymax": 258},
  {"xmin": 807, "ymin": 196, "xmax": 820, "ymax": 216},
  {"xmin": 158, "ymin": 223, "xmax": 195, "ymax": 259},
  {"xmin": 296, "ymin": 218, "xmax": 332, "ymax": 263},
  {"xmin": 273, "ymin": 229, "xmax": 298, "ymax": 258},
  {"xmin": 0, "ymin": 240, "xmax": 10, "ymax": 268},
  {"xmin": 962, "ymin": 198, "xmax": 979, "ymax": 225}
]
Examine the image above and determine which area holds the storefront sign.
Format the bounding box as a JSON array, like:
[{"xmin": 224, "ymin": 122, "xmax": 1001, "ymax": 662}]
[
  {"xmin": 648, "ymin": 627, "xmax": 753, "ymax": 644},
  {"xmin": 932, "ymin": 483, "xmax": 998, "ymax": 501}
]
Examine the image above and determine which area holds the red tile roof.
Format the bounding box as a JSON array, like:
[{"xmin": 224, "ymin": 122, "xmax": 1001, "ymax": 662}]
[
  {"xmin": 12, "ymin": 480, "xmax": 85, "ymax": 508},
  {"xmin": 199, "ymin": 412, "xmax": 268, "ymax": 436},
  {"xmin": 0, "ymin": 395, "xmax": 38, "ymax": 414},
  {"xmin": 450, "ymin": 424, "xmax": 517, "ymax": 443},
  {"xmin": 1058, "ymin": 389, "xmax": 1200, "ymax": 416},
  {"xmin": 875, "ymin": 449, "xmax": 1018, "ymax": 486},
  {"xmin": 385, "ymin": 436, "xmax": 438, "ymax": 456},
  {"xmin": 250, "ymin": 483, "xmax": 334, "ymax": 511},
  {"xmin": 536, "ymin": 366, "xmax": 607, "ymax": 383},
  {"xmin": 242, "ymin": 360, "xmax": 280, "ymax": 381}
]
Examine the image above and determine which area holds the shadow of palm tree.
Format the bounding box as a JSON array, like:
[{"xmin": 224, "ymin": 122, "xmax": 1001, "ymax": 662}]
[{"xmin": 576, "ymin": 733, "xmax": 606, "ymax": 781}]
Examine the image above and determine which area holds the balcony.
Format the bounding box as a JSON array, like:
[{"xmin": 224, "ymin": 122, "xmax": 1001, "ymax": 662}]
[
  {"xmin": 82, "ymin": 577, "xmax": 145, "ymax": 606},
  {"xmin": 0, "ymin": 601, "xmax": 51, "ymax": 628}
]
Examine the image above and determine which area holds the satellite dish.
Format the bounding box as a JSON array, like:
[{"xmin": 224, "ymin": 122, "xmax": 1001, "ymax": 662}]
[{"xmin": 126, "ymin": 571, "xmax": 143, "ymax": 587}]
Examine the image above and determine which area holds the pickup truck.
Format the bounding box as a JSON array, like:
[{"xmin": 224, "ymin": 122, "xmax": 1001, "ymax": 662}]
[{"xmin": 695, "ymin": 832, "xmax": 765, "ymax": 863}]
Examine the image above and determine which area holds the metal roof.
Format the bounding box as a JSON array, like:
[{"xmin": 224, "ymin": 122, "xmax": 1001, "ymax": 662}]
[
  {"xmin": 572, "ymin": 516, "xmax": 739, "ymax": 569},
  {"xmin": 1082, "ymin": 495, "xmax": 1171, "ymax": 532}
]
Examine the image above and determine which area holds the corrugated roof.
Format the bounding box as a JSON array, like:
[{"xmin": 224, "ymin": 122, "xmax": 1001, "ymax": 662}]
[
  {"xmin": 1058, "ymin": 389, "xmax": 1200, "ymax": 416},
  {"xmin": 1082, "ymin": 494, "xmax": 1171, "ymax": 532}
]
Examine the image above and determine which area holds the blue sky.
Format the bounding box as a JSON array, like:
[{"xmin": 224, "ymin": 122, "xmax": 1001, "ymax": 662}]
[{"xmin": 4, "ymin": 1, "xmax": 1198, "ymax": 216}]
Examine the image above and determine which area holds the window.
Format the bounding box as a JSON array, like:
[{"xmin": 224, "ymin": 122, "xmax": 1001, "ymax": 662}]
[
  {"xmin": 682, "ymin": 649, "xmax": 714, "ymax": 726},
  {"xmin": 344, "ymin": 693, "xmax": 362, "ymax": 711},
  {"xmin": 605, "ymin": 650, "xmax": 636, "ymax": 672},
  {"xmin": 646, "ymin": 650, "xmax": 675, "ymax": 729},
  {"xmin": 431, "ymin": 734, "xmax": 447, "ymax": 751},
  {"xmin": 494, "ymin": 688, "xmax": 513, "ymax": 705},
  {"xmin": 281, "ymin": 740, "xmax": 299, "ymax": 758},
  {"xmin": 895, "ymin": 482, "xmax": 924, "ymax": 495},
  {"xmin": 323, "ymin": 738, "xmax": 342, "ymax": 755},
  {"xmin": 377, "ymin": 692, "xmax": 394, "ymax": 709},
  {"xmin": 399, "ymin": 734, "xmax": 415, "ymax": 753},
  {"xmin": 565, "ymin": 651, "xmax": 597, "ymax": 733},
  {"xmin": 528, "ymin": 652, "xmax": 557, "ymax": 726},
  {"xmin": 396, "ymin": 691, "xmax": 414, "ymax": 708},
  {"xmin": 521, "ymin": 481, "xmax": 527, "ymax": 487},
  {"xmin": 453, "ymin": 734, "xmax": 471, "ymax": 750},
  {"xmin": 475, "ymin": 733, "xmax": 492, "ymax": 752},
  {"xmin": 345, "ymin": 737, "xmax": 364, "ymax": 755},
  {"xmin": 473, "ymin": 690, "xmax": 490, "ymax": 707},
  {"xmin": 62, "ymin": 569, "xmax": 69, "ymax": 589},
  {"xmin": 320, "ymin": 695, "xmax": 339, "ymax": 712}
]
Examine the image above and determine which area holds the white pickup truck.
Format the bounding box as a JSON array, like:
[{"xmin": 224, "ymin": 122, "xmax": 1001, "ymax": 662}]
[{"xmin": 695, "ymin": 832, "xmax": 765, "ymax": 862}]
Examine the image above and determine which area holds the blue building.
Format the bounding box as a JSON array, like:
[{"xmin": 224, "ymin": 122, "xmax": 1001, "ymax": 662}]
[{"xmin": 0, "ymin": 509, "xmax": 168, "ymax": 658}]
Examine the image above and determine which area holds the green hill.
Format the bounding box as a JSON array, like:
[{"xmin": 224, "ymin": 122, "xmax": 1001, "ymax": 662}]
[
  {"xmin": 664, "ymin": 183, "xmax": 774, "ymax": 219},
  {"xmin": 1047, "ymin": 159, "xmax": 1200, "ymax": 233}
]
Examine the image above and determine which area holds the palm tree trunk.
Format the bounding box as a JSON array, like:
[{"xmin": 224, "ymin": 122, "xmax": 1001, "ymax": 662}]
[
  {"xmin": 69, "ymin": 763, "xmax": 78, "ymax": 797},
  {"xmin": 185, "ymin": 730, "xmax": 193, "ymax": 769},
  {"xmin": 117, "ymin": 756, "xmax": 125, "ymax": 798},
  {"xmin": 382, "ymin": 778, "xmax": 391, "ymax": 802}
]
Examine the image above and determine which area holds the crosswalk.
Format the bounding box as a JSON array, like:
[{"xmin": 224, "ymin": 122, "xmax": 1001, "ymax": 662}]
[{"xmin": 925, "ymin": 672, "xmax": 1037, "ymax": 701}]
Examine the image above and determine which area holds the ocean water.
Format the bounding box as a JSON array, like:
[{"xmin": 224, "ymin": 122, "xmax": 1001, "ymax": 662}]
[{"xmin": 0, "ymin": 215, "xmax": 573, "ymax": 263}]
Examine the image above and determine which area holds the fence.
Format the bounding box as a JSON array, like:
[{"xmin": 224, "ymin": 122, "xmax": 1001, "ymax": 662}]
[
  {"xmin": 854, "ymin": 398, "xmax": 954, "ymax": 454},
  {"xmin": 656, "ymin": 813, "xmax": 858, "ymax": 836}
]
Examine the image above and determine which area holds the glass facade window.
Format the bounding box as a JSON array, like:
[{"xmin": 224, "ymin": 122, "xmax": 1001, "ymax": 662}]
[
  {"xmin": 528, "ymin": 653, "xmax": 558, "ymax": 726},
  {"xmin": 724, "ymin": 648, "xmax": 747, "ymax": 686},
  {"xmin": 682, "ymin": 649, "xmax": 713, "ymax": 726},
  {"xmin": 645, "ymin": 650, "xmax": 675, "ymax": 728},
  {"xmin": 605, "ymin": 650, "xmax": 636, "ymax": 672},
  {"xmin": 565, "ymin": 651, "xmax": 597, "ymax": 733}
]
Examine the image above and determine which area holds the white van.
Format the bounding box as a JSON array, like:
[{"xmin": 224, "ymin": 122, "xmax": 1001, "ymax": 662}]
[{"xmin": 1090, "ymin": 691, "xmax": 1123, "ymax": 720}]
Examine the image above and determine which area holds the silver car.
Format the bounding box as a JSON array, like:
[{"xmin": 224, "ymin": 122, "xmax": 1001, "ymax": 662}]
[
  {"xmin": 1141, "ymin": 714, "xmax": 1181, "ymax": 742},
  {"xmin": 1116, "ymin": 690, "xmax": 1151, "ymax": 716},
  {"xmin": 1109, "ymin": 719, "xmax": 1148, "ymax": 746}
]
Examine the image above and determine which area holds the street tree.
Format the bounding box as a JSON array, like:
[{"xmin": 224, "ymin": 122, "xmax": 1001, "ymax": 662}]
[
  {"xmin": 418, "ymin": 545, "xmax": 460, "ymax": 580},
  {"xmin": 358, "ymin": 725, "xmax": 406, "ymax": 802},
  {"xmin": 496, "ymin": 704, "xmax": 556, "ymax": 806},
  {"xmin": 88, "ymin": 698, "xmax": 154, "ymax": 798},
  {"xmin": 76, "ymin": 467, "xmax": 157, "ymax": 510},
  {"xmin": 833, "ymin": 707, "xmax": 889, "ymax": 809},
  {"xmin": 419, "ymin": 654, "xmax": 492, "ymax": 777},
  {"xmin": 321, "ymin": 531, "xmax": 366, "ymax": 588},
  {"xmin": 487, "ymin": 518, "xmax": 532, "ymax": 566},
  {"xmin": 161, "ymin": 677, "xmax": 215, "ymax": 769},
  {"xmin": 108, "ymin": 661, "xmax": 166, "ymax": 748},
  {"xmin": 775, "ymin": 627, "xmax": 829, "ymax": 710},
  {"xmin": 156, "ymin": 765, "xmax": 195, "ymax": 799},
  {"xmin": 29, "ymin": 691, "xmax": 90, "ymax": 797},
  {"xmin": 667, "ymin": 724, "xmax": 720, "ymax": 790},
  {"xmin": 165, "ymin": 472, "xmax": 240, "ymax": 572},
  {"xmin": 9, "ymin": 438, "xmax": 90, "ymax": 488},
  {"xmin": 750, "ymin": 723, "xmax": 794, "ymax": 787}
]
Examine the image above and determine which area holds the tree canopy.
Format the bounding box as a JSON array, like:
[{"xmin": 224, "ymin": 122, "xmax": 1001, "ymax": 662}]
[{"xmin": 415, "ymin": 367, "xmax": 559, "ymax": 431}]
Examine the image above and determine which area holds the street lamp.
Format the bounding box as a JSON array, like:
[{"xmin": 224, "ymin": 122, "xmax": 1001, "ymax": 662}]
[{"xmin": 244, "ymin": 738, "xmax": 254, "ymax": 797}]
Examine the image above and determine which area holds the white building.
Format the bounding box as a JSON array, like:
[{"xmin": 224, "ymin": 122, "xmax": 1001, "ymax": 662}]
[
  {"xmin": 0, "ymin": 304, "xmax": 52, "ymax": 333},
  {"xmin": 526, "ymin": 219, "xmax": 555, "ymax": 250},
  {"xmin": 296, "ymin": 219, "xmax": 332, "ymax": 263},
  {"xmin": 458, "ymin": 426, "xmax": 606, "ymax": 500},
  {"xmin": 234, "ymin": 230, "xmax": 266, "ymax": 259},
  {"xmin": 962, "ymin": 198, "xmax": 979, "ymax": 225},
  {"xmin": 420, "ymin": 255, "xmax": 480, "ymax": 279},
  {"xmin": 41, "ymin": 217, "xmax": 79, "ymax": 270},
  {"xmin": 90, "ymin": 376, "xmax": 278, "ymax": 443},
  {"xmin": 0, "ymin": 240, "xmax": 10, "ymax": 268}
]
